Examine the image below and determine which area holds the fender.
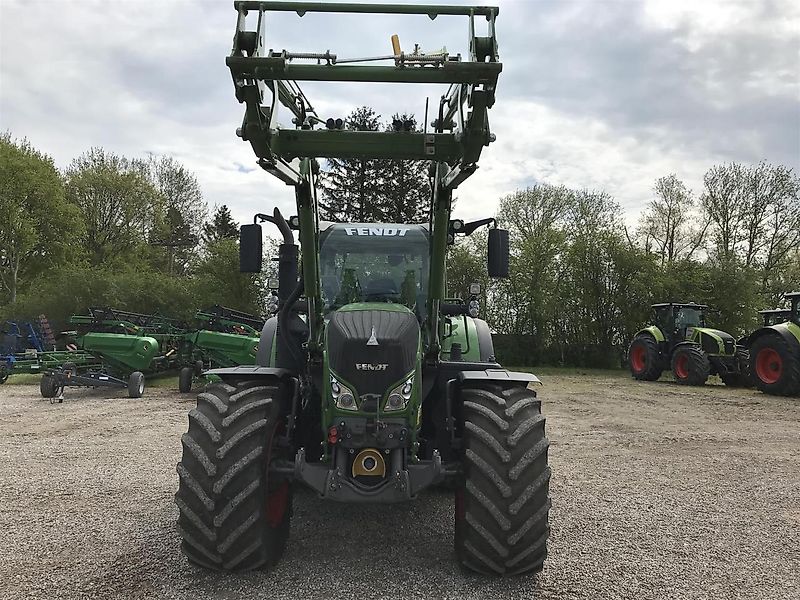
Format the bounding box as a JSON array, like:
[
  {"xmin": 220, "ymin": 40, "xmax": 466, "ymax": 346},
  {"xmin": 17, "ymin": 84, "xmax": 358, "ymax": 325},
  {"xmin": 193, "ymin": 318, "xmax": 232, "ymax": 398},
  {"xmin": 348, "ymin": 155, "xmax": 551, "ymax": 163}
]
[
  {"xmin": 634, "ymin": 326, "xmax": 665, "ymax": 343},
  {"xmin": 746, "ymin": 324, "xmax": 800, "ymax": 354},
  {"xmin": 204, "ymin": 365, "xmax": 295, "ymax": 381},
  {"xmin": 458, "ymin": 368, "xmax": 541, "ymax": 386},
  {"xmin": 256, "ymin": 316, "xmax": 278, "ymax": 367},
  {"xmin": 671, "ymin": 341, "xmax": 701, "ymax": 352}
]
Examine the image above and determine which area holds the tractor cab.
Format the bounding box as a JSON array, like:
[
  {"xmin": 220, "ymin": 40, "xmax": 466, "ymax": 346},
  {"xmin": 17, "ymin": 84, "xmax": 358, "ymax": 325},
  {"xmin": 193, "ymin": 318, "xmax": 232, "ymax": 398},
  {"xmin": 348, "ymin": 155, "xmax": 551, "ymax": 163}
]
[
  {"xmin": 652, "ymin": 302, "xmax": 708, "ymax": 347},
  {"xmin": 785, "ymin": 292, "xmax": 800, "ymax": 326},
  {"xmin": 318, "ymin": 223, "xmax": 430, "ymax": 318},
  {"xmin": 759, "ymin": 309, "xmax": 793, "ymax": 327}
]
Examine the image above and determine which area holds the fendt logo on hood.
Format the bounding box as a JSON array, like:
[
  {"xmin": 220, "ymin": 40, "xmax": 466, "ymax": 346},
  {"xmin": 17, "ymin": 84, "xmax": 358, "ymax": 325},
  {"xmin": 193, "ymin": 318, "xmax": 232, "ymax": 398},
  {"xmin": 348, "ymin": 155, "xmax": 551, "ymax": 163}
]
[
  {"xmin": 356, "ymin": 363, "xmax": 389, "ymax": 371},
  {"xmin": 344, "ymin": 227, "xmax": 409, "ymax": 236}
]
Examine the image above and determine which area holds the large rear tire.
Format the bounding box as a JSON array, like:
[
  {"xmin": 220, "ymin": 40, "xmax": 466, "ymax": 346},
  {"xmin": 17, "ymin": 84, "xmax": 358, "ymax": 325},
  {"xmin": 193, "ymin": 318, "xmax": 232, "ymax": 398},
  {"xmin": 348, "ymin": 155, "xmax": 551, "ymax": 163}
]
[
  {"xmin": 628, "ymin": 334, "xmax": 663, "ymax": 381},
  {"xmin": 456, "ymin": 382, "xmax": 551, "ymax": 576},
  {"xmin": 175, "ymin": 379, "xmax": 292, "ymax": 571},
  {"xmin": 749, "ymin": 334, "xmax": 800, "ymax": 396},
  {"xmin": 671, "ymin": 346, "xmax": 710, "ymax": 386}
]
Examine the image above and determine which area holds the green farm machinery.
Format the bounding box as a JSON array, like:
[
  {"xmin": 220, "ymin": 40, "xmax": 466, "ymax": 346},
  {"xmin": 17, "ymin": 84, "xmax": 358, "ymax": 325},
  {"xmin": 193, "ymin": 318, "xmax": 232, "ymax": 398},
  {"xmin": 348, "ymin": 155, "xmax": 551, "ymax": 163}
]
[
  {"xmin": 743, "ymin": 292, "xmax": 800, "ymax": 396},
  {"xmin": 36, "ymin": 306, "xmax": 265, "ymax": 400},
  {"xmin": 175, "ymin": 1, "xmax": 551, "ymax": 577},
  {"xmin": 39, "ymin": 308, "xmax": 188, "ymax": 400},
  {"xmin": 178, "ymin": 306, "xmax": 263, "ymax": 392},
  {"xmin": 628, "ymin": 302, "xmax": 750, "ymax": 386}
]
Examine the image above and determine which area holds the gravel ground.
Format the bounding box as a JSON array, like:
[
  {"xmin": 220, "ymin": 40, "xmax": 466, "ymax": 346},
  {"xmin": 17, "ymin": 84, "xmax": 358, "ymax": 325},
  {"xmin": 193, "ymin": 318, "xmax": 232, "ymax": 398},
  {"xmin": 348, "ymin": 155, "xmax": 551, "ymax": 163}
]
[{"xmin": 1, "ymin": 374, "xmax": 798, "ymax": 600}]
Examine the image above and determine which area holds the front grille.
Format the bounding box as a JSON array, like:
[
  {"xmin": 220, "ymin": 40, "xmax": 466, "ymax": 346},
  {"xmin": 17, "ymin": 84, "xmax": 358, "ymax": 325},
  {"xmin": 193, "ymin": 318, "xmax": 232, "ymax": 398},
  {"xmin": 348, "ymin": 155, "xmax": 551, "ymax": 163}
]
[{"xmin": 327, "ymin": 309, "xmax": 419, "ymax": 397}]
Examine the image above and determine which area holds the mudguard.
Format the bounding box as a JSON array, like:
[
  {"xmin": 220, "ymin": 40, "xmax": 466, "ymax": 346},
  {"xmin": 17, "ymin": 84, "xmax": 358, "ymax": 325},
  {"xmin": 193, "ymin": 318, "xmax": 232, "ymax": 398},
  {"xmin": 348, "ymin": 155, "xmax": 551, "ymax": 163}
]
[
  {"xmin": 458, "ymin": 368, "xmax": 541, "ymax": 386},
  {"xmin": 634, "ymin": 326, "xmax": 665, "ymax": 343},
  {"xmin": 745, "ymin": 323, "xmax": 800, "ymax": 352},
  {"xmin": 256, "ymin": 316, "xmax": 278, "ymax": 367},
  {"xmin": 204, "ymin": 365, "xmax": 294, "ymax": 380}
]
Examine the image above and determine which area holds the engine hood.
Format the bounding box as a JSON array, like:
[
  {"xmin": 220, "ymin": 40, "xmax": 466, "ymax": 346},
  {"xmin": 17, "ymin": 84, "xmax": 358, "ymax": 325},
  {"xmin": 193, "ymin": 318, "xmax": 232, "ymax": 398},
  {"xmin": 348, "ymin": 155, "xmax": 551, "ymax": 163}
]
[{"xmin": 326, "ymin": 304, "xmax": 420, "ymax": 400}]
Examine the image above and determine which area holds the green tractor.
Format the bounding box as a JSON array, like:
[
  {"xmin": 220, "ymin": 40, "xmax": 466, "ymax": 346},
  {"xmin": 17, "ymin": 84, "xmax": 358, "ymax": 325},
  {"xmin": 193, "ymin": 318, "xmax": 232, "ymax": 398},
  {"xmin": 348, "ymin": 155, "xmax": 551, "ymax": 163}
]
[
  {"xmin": 743, "ymin": 292, "xmax": 800, "ymax": 396},
  {"xmin": 174, "ymin": 2, "xmax": 551, "ymax": 576},
  {"xmin": 628, "ymin": 302, "xmax": 749, "ymax": 386}
]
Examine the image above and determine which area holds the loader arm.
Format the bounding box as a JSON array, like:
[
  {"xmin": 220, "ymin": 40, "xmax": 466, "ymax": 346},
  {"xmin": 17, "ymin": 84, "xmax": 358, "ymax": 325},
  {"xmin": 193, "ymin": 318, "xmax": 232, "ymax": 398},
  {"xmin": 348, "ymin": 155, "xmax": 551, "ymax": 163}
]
[{"xmin": 227, "ymin": 0, "xmax": 501, "ymax": 357}]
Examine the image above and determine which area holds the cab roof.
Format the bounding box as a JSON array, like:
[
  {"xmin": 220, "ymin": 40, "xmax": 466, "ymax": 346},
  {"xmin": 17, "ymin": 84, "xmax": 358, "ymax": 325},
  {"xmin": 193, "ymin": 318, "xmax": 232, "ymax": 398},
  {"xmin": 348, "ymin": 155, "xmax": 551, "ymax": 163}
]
[{"xmin": 651, "ymin": 302, "xmax": 708, "ymax": 309}]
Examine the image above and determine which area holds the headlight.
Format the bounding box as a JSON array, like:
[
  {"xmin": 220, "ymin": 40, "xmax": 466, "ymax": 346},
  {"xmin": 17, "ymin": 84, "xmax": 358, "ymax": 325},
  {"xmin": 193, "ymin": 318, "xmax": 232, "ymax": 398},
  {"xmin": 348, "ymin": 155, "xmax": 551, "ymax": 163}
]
[
  {"xmin": 331, "ymin": 374, "xmax": 358, "ymax": 411},
  {"xmin": 384, "ymin": 375, "xmax": 413, "ymax": 411}
]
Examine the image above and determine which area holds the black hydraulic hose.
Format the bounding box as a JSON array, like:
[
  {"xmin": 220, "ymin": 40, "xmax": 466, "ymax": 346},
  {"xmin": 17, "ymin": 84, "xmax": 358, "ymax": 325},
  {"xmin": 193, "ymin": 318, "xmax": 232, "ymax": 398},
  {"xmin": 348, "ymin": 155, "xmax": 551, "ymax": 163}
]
[{"xmin": 277, "ymin": 276, "xmax": 305, "ymax": 370}]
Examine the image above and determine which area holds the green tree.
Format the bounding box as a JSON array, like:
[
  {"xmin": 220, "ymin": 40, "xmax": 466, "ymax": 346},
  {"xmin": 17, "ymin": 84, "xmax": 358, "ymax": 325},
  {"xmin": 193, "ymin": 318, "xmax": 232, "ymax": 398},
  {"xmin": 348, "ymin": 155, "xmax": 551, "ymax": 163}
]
[
  {"xmin": 0, "ymin": 134, "xmax": 82, "ymax": 304},
  {"xmin": 147, "ymin": 156, "xmax": 207, "ymax": 275},
  {"xmin": 194, "ymin": 239, "xmax": 265, "ymax": 313},
  {"xmin": 378, "ymin": 114, "xmax": 430, "ymax": 223},
  {"xmin": 318, "ymin": 106, "xmax": 383, "ymax": 222},
  {"xmin": 202, "ymin": 204, "xmax": 239, "ymax": 246},
  {"xmin": 638, "ymin": 175, "xmax": 707, "ymax": 266},
  {"xmin": 65, "ymin": 148, "xmax": 159, "ymax": 266}
]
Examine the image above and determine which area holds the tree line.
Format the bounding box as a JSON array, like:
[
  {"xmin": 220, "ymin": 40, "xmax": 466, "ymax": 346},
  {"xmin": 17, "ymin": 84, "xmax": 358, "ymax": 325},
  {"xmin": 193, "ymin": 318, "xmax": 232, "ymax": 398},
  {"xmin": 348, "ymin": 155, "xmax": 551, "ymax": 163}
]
[
  {"xmin": 449, "ymin": 169, "xmax": 799, "ymax": 367},
  {"xmin": 3, "ymin": 105, "xmax": 799, "ymax": 368},
  {"xmin": 0, "ymin": 133, "xmax": 267, "ymax": 326}
]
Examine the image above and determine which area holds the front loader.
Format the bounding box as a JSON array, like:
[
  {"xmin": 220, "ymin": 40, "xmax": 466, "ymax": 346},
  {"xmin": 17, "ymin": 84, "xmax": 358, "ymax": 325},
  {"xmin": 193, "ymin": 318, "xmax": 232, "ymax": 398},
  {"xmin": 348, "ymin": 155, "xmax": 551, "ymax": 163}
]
[{"xmin": 175, "ymin": 1, "xmax": 551, "ymax": 576}]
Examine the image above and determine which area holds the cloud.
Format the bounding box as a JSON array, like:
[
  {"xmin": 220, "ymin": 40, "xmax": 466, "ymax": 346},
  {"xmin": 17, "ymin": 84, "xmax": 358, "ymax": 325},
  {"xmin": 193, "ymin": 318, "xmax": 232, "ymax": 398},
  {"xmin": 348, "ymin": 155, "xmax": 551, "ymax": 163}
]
[{"xmin": 1, "ymin": 0, "xmax": 797, "ymax": 229}]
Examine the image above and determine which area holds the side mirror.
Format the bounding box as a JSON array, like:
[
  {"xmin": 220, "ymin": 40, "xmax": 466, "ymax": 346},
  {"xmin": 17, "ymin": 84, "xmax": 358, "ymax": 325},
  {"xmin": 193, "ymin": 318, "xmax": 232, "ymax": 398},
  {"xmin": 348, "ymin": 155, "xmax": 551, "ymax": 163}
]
[
  {"xmin": 239, "ymin": 224, "xmax": 263, "ymax": 273},
  {"xmin": 487, "ymin": 228, "xmax": 509, "ymax": 278}
]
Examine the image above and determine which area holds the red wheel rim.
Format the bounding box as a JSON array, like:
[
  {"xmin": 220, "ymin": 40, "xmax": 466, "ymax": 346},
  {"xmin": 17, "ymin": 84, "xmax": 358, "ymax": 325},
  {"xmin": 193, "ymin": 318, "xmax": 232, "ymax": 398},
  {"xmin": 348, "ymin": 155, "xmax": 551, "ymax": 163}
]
[
  {"xmin": 755, "ymin": 348, "xmax": 782, "ymax": 385},
  {"xmin": 630, "ymin": 345, "xmax": 646, "ymax": 373},
  {"xmin": 266, "ymin": 481, "xmax": 289, "ymax": 527},
  {"xmin": 674, "ymin": 354, "xmax": 689, "ymax": 379}
]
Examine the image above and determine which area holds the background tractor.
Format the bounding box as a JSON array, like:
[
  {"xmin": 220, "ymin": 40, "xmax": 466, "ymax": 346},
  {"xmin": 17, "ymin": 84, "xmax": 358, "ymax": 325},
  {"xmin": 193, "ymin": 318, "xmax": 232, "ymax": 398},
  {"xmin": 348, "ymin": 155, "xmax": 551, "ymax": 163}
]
[
  {"xmin": 628, "ymin": 302, "xmax": 749, "ymax": 386},
  {"xmin": 174, "ymin": 1, "xmax": 551, "ymax": 577},
  {"xmin": 743, "ymin": 292, "xmax": 800, "ymax": 396}
]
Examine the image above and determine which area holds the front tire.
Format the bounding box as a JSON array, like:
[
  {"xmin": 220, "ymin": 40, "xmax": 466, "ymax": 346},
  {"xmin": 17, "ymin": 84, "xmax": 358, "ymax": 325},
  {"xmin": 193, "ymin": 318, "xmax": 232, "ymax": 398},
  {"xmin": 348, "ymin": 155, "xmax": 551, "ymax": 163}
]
[
  {"xmin": 128, "ymin": 371, "xmax": 145, "ymax": 398},
  {"xmin": 40, "ymin": 374, "xmax": 59, "ymax": 398},
  {"xmin": 671, "ymin": 346, "xmax": 709, "ymax": 386},
  {"xmin": 179, "ymin": 367, "xmax": 194, "ymax": 394},
  {"xmin": 750, "ymin": 335, "xmax": 800, "ymax": 396},
  {"xmin": 628, "ymin": 334, "xmax": 663, "ymax": 381},
  {"xmin": 456, "ymin": 382, "xmax": 551, "ymax": 576},
  {"xmin": 175, "ymin": 379, "xmax": 292, "ymax": 571}
]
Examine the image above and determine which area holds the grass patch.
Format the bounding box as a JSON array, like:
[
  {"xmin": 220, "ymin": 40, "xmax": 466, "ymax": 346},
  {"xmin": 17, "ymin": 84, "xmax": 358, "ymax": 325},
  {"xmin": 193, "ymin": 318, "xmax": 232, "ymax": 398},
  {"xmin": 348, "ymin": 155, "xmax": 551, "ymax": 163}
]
[
  {"xmin": 510, "ymin": 366, "xmax": 628, "ymax": 379},
  {"xmin": 3, "ymin": 373, "xmax": 42, "ymax": 385}
]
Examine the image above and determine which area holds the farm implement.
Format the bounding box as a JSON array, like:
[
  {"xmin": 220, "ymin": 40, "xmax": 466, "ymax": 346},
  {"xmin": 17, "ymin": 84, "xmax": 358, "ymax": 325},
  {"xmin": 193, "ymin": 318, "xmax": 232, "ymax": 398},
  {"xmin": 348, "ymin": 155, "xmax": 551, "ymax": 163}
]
[
  {"xmin": 0, "ymin": 316, "xmax": 93, "ymax": 384},
  {"xmin": 39, "ymin": 307, "xmax": 188, "ymax": 401},
  {"xmin": 178, "ymin": 306, "xmax": 263, "ymax": 392}
]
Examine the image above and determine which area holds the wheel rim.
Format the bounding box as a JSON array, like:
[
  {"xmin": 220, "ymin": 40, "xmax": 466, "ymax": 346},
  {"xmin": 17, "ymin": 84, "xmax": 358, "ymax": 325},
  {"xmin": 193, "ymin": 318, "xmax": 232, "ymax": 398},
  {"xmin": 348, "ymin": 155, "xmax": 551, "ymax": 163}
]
[
  {"xmin": 630, "ymin": 345, "xmax": 646, "ymax": 373},
  {"xmin": 674, "ymin": 354, "xmax": 689, "ymax": 379},
  {"xmin": 755, "ymin": 348, "xmax": 782, "ymax": 385}
]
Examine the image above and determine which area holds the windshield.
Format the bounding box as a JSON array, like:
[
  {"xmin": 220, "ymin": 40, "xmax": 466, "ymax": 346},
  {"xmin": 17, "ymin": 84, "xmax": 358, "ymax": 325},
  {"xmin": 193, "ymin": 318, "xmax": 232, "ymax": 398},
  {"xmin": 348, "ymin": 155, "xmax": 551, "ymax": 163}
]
[
  {"xmin": 674, "ymin": 307, "xmax": 703, "ymax": 329},
  {"xmin": 319, "ymin": 225, "xmax": 429, "ymax": 314}
]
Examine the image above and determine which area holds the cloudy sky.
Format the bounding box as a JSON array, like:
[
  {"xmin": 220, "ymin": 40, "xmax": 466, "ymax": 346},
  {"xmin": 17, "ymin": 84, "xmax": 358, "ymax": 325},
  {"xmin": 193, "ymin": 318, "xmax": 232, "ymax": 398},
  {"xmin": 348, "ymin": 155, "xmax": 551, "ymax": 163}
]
[{"xmin": 1, "ymin": 0, "xmax": 798, "ymax": 226}]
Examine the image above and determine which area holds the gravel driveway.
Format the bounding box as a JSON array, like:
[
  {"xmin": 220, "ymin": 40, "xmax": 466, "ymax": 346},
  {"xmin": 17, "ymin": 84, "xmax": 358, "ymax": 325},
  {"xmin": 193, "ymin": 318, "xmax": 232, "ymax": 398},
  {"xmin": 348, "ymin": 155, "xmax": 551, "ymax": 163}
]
[{"xmin": 1, "ymin": 374, "xmax": 798, "ymax": 600}]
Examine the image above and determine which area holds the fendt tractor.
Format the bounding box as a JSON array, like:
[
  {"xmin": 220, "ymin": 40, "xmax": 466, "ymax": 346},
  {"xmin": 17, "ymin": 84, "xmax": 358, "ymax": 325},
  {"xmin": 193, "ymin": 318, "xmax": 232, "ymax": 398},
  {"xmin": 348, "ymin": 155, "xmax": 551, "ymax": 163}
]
[
  {"xmin": 744, "ymin": 292, "xmax": 800, "ymax": 396},
  {"xmin": 175, "ymin": 2, "xmax": 551, "ymax": 576},
  {"xmin": 628, "ymin": 302, "xmax": 749, "ymax": 386}
]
